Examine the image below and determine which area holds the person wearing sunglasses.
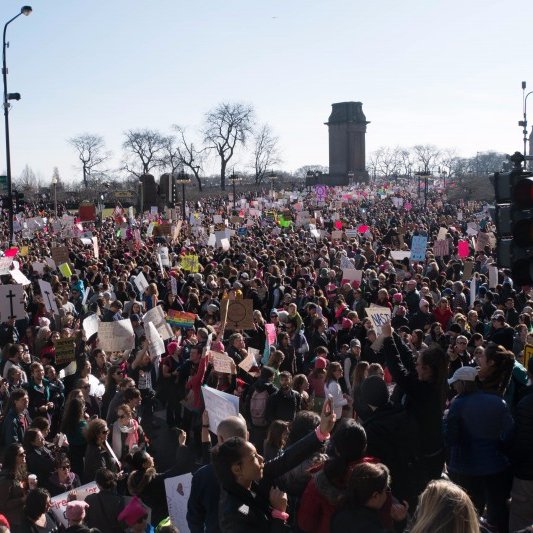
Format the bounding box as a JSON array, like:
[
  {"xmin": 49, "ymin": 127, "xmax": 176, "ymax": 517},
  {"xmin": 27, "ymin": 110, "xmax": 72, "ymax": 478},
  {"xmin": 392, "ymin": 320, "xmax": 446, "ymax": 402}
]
[
  {"xmin": 111, "ymin": 404, "xmax": 146, "ymax": 462},
  {"xmin": 83, "ymin": 418, "xmax": 120, "ymax": 484},
  {"xmin": 0, "ymin": 443, "xmax": 30, "ymax": 529},
  {"xmin": 48, "ymin": 453, "xmax": 81, "ymax": 497}
]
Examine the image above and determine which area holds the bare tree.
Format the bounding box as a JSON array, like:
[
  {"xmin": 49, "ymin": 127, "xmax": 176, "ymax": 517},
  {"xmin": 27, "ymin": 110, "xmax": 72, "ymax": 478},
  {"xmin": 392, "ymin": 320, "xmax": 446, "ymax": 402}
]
[
  {"xmin": 438, "ymin": 148, "xmax": 460, "ymax": 179},
  {"xmin": 122, "ymin": 129, "xmax": 168, "ymax": 178},
  {"xmin": 14, "ymin": 164, "xmax": 39, "ymax": 192},
  {"xmin": 252, "ymin": 124, "xmax": 281, "ymax": 184},
  {"xmin": 204, "ymin": 102, "xmax": 254, "ymax": 190},
  {"xmin": 369, "ymin": 147, "xmax": 401, "ymax": 178},
  {"xmin": 168, "ymin": 126, "xmax": 207, "ymax": 191},
  {"xmin": 412, "ymin": 144, "xmax": 441, "ymax": 173},
  {"xmin": 68, "ymin": 134, "xmax": 111, "ymax": 188},
  {"xmin": 293, "ymin": 165, "xmax": 329, "ymax": 179},
  {"xmin": 397, "ymin": 148, "xmax": 414, "ymax": 178}
]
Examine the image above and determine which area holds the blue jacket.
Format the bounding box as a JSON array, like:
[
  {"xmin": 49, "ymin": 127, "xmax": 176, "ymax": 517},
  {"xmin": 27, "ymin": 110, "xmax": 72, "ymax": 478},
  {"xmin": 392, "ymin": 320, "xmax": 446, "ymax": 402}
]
[{"xmin": 444, "ymin": 390, "xmax": 514, "ymax": 476}]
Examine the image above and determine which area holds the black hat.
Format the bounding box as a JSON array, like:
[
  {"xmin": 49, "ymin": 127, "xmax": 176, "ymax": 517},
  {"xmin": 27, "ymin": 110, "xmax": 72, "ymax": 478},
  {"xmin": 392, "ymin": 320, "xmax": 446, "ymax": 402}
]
[{"xmin": 360, "ymin": 376, "xmax": 389, "ymax": 408}]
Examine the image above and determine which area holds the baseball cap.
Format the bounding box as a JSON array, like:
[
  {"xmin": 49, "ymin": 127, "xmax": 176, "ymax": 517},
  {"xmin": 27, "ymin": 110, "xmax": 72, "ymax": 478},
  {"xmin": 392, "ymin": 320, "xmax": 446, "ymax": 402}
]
[{"xmin": 448, "ymin": 366, "xmax": 478, "ymax": 384}]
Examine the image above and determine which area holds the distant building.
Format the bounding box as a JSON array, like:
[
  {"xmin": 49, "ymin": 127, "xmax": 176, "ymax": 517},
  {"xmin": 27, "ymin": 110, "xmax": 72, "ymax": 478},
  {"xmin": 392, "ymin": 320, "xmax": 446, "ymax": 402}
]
[{"xmin": 325, "ymin": 101, "xmax": 369, "ymax": 185}]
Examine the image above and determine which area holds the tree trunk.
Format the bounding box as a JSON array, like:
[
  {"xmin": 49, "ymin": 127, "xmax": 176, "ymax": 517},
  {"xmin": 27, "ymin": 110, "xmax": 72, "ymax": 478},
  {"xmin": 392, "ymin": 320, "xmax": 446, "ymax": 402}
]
[
  {"xmin": 83, "ymin": 165, "xmax": 88, "ymax": 188},
  {"xmin": 195, "ymin": 173, "xmax": 203, "ymax": 192},
  {"xmin": 220, "ymin": 161, "xmax": 226, "ymax": 190}
]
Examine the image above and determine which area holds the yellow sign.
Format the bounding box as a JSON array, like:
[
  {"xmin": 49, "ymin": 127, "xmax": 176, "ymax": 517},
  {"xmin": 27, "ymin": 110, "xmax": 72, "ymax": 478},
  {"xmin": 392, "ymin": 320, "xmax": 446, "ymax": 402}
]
[
  {"xmin": 20, "ymin": 246, "xmax": 29, "ymax": 256},
  {"xmin": 180, "ymin": 254, "xmax": 199, "ymax": 273},
  {"xmin": 524, "ymin": 344, "xmax": 533, "ymax": 369}
]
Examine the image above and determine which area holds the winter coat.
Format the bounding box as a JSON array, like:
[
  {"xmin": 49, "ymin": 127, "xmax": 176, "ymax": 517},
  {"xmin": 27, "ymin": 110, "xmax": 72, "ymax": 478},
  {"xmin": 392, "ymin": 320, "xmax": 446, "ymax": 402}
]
[
  {"xmin": 510, "ymin": 386, "xmax": 533, "ymax": 480},
  {"xmin": 444, "ymin": 390, "xmax": 514, "ymax": 476}
]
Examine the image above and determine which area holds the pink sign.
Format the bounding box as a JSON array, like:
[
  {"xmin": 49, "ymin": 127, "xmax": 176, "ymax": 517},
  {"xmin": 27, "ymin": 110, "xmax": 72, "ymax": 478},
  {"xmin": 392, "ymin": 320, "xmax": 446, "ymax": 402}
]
[
  {"xmin": 334, "ymin": 220, "xmax": 343, "ymax": 229},
  {"xmin": 265, "ymin": 323, "xmax": 277, "ymax": 345},
  {"xmin": 404, "ymin": 202, "xmax": 412, "ymax": 211},
  {"xmin": 458, "ymin": 240, "xmax": 469, "ymax": 258},
  {"xmin": 4, "ymin": 247, "xmax": 18, "ymax": 257},
  {"xmin": 357, "ymin": 224, "xmax": 369, "ymax": 233}
]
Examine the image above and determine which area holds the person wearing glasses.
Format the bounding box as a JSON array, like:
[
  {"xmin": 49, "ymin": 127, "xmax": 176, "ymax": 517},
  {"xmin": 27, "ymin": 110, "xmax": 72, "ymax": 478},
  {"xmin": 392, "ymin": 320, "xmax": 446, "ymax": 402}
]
[
  {"xmin": 101, "ymin": 365, "xmax": 126, "ymax": 419},
  {"xmin": 111, "ymin": 404, "xmax": 146, "ymax": 462},
  {"xmin": 1, "ymin": 343, "xmax": 28, "ymax": 382},
  {"xmin": 0, "ymin": 443, "xmax": 30, "ymax": 529},
  {"xmin": 47, "ymin": 453, "xmax": 81, "ymax": 496},
  {"xmin": 83, "ymin": 418, "xmax": 120, "ymax": 484},
  {"xmin": 23, "ymin": 429, "xmax": 55, "ymax": 490}
]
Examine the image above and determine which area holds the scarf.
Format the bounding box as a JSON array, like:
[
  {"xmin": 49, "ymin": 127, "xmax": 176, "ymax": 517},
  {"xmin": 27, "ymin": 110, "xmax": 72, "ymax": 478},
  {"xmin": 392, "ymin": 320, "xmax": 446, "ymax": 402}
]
[{"xmin": 112, "ymin": 418, "xmax": 140, "ymax": 459}]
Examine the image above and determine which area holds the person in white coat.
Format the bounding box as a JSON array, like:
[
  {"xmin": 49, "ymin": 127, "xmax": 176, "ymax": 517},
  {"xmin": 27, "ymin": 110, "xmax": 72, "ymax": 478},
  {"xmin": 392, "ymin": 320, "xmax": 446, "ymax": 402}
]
[{"xmin": 324, "ymin": 362, "xmax": 353, "ymax": 419}]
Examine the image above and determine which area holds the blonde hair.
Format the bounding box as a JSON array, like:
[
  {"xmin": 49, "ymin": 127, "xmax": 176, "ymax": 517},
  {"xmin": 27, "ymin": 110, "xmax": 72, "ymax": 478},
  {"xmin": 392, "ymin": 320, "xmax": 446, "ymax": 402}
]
[{"xmin": 410, "ymin": 480, "xmax": 480, "ymax": 533}]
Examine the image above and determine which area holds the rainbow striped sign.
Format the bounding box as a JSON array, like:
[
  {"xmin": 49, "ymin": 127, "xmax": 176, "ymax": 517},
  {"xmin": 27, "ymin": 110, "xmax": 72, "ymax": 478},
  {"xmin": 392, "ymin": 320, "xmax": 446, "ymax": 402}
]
[{"xmin": 167, "ymin": 310, "xmax": 196, "ymax": 329}]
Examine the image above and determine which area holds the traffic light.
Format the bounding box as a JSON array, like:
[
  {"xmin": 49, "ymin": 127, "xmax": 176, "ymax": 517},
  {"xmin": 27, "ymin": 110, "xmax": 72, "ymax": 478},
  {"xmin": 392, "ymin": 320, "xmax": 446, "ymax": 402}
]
[
  {"xmin": 493, "ymin": 152, "xmax": 533, "ymax": 285},
  {"xmin": 13, "ymin": 191, "xmax": 25, "ymax": 213}
]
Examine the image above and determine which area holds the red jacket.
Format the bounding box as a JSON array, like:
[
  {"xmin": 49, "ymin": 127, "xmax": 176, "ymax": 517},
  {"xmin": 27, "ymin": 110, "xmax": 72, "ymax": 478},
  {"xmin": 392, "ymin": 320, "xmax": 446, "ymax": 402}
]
[
  {"xmin": 297, "ymin": 457, "xmax": 392, "ymax": 533},
  {"xmin": 432, "ymin": 307, "xmax": 453, "ymax": 329}
]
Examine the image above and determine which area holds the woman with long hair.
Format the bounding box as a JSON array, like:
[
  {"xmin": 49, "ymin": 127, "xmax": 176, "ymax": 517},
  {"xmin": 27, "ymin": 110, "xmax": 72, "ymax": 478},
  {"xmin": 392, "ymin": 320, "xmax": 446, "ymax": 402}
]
[
  {"xmin": 143, "ymin": 283, "xmax": 159, "ymax": 311},
  {"xmin": 324, "ymin": 362, "xmax": 352, "ymax": 420},
  {"xmin": 83, "ymin": 418, "xmax": 120, "ymax": 483},
  {"xmin": 263, "ymin": 420, "xmax": 289, "ymax": 461},
  {"xmin": 292, "ymin": 374, "xmax": 310, "ymax": 411},
  {"xmin": 60, "ymin": 395, "xmax": 88, "ymax": 477},
  {"xmin": 351, "ymin": 361, "xmax": 370, "ymax": 421},
  {"xmin": 0, "ymin": 443, "xmax": 30, "ymax": 528},
  {"xmin": 47, "ymin": 453, "xmax": 81, "ymax": 496},
  {"xmin": 410, "ymin": 480, "xmax": 481, "ymax": 533},
  {"xmin": 476, "ymin": 342, "xmax": 515, "ymax": 396},
  {"xmin": 382, "ymin": 322, "xmax": 449, "ymax": 493},
  {"xmin": 101, "ymin": 364, "xmax": 125, "ymax": 419},
  {"xmin": 23, "ymin": 428, "xmax": 55, "ymax": 489}
]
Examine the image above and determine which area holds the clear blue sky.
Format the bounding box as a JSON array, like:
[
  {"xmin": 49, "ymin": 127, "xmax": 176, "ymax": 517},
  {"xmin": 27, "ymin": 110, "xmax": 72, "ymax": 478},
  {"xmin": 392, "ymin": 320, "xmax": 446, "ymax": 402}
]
[{"xmin": 1, "ymin": 0, "xmax": 532, "ymax": 184}]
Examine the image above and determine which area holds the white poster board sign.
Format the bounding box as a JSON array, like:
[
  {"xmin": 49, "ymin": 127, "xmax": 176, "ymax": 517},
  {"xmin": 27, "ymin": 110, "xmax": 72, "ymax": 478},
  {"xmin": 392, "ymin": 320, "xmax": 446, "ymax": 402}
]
[
  {"xmin": 50, "ymin": 482, "xmax": 99, "ymax": 528},
  {"xmin": 0, "ymin": 284, "xmax": 25, "ymax": 322},
  {"xmin": 366, "ymin": 305, "xmax": 392, "ymax": 336},
  {"xmin": 164, "ymin": 473, "xmax": 192, "ymax": 533},
  {"xmin": 98, "ymin": 319, "xmax": 135, "ymax": 352},
  {"xmin": 201, "ymin": 385, "xmax": 240, "ymax": 434},
  {"xmin": 82, "ymin": 314, "xmax": 99, "ymax": 339},
  {"xmin": 38, "ymin": 280, "xmax": 60, "ymax": 315},
  {"xmin": 143, "ymin": 305, "xmax": 173, "ymax": 340},
  {"xmin": 134, "ymin": 272, "xmax": 149, "ymax": 295}
]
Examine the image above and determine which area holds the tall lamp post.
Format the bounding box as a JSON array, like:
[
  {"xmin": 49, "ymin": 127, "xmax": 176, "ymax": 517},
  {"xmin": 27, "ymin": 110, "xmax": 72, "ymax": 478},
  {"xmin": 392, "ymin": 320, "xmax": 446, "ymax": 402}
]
[
  {"xmin": 520, "ymin": 81, "xmax": 533, "ymax": 167},
  {"xmin": 347, "ymin": 170, "xmax": 354, "ymax": 185},
  {"xmin": 176, "ymin": 169, "xmax": 190, "ymax": 221},
  {"xmin": 3, "ymin": 5, "xmax": 32, "ymax": 245},
  {"xmin": 51, "ymin": 173, "xmax": 58, "ymax": 217},
  {"xmin": 228, "ymin": 170, "xmax": 240, "ymax": 212}
]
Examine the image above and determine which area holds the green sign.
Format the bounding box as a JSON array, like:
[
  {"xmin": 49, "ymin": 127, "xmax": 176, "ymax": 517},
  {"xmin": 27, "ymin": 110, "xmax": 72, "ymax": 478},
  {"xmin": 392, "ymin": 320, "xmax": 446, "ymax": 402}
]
[{"xmin": 0, "ymin": 176, "xmax": 7, "ymax": 195}]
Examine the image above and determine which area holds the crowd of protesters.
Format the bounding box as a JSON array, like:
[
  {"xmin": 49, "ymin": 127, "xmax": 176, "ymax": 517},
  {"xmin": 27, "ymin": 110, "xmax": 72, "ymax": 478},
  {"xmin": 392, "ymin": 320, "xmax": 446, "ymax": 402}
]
[{"xmin": 0, "ymin": 179, "xmax": 531, "ymax": 533}]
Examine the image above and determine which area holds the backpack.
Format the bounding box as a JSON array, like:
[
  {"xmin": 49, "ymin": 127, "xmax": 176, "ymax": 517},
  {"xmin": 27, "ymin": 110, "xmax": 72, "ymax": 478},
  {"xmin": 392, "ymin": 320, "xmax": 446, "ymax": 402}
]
[{"xmin": 250, "ymin": 389, "xmax": 269, "ymax": 427}]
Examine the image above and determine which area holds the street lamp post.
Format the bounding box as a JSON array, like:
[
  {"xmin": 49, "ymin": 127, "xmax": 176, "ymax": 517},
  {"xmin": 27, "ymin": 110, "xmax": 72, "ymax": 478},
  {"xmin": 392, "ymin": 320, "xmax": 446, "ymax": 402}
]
[
  {"xmin": 520, "ymin": 81, "xmax": 533, "ymax": 167},
  {"xmin": 228, "ymin": 170, "xmax": 240, "ymax": 212},
  {"xmin": 347, "ymin": 171, "xmax": 354, "ymax": 185},
  {"xmin": 2, "ymin": 6, "xmax": 32, "ymax": 245},
  {"xmin": 51, "ymin": 173, "xmax": 58, "ymax": 217},
  {"xmin": 176, "ymin": 169, "xmax": 190, "ymax": 221}
]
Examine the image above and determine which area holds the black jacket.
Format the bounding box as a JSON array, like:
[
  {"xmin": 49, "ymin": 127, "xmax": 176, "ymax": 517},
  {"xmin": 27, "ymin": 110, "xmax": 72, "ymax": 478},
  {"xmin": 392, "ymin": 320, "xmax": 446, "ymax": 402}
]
[
  {"xmin": 331, "ymin": 505, "xmax": 390, "ymax": 533},
  {"xmin": 85, "ymin": 489, "xmax": 126, "ymax": 533},
  {"xmin": 383, "ymin": 333, "xmax": 445, "ymax": 456},
  {"xmin": 187, "ymin": 429, "xmax": 324, "ymax": 533},
  {"xmin": 510, "ymin": 386, "xmax": 533, "ymax": 480},
  {"xmin": 218, "ymin": 481, "xmax": 289, "ymax": 533},
  {"xmin": 266, "ymin": 388, "xmax": 301, "ymax": 423}
]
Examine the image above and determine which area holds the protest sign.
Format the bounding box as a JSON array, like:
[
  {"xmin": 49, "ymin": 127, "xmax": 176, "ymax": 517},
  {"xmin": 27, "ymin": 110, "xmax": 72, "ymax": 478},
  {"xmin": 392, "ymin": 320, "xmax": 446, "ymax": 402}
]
[
  {"xmin": 54, "ymin": 337, "xmax": 76, "ymax": 365},
  {"xmin": 82, "ymin": 314, "xmax": 99, "ymax": 340},
  {"xmin": 0, "ymin": 284, "xmax": 25, "ymax": 322},
  {"xmin": 331, "ymin": 230, "xmax": 343, "ymax": 241},
  {"xmin": 145, "ymin": 321, "xmax": 166, "ymax": 358},
  {"xmin": 220, "ymin": 299, "xmax": 254, "ymax": 330},
  {"xmin": 51, "ymin": 246, "xmax": 70, "ymax": 266},
  {"xmin": 437, "ymin": 227, "xmax": 448, "ymax": 240},
  {"xmin": 158, "ymin": 246, "xmax": 170, "ymax": 267},
  {"xmin": 92, "ymin": 237, "xmax": 99, "ymax": 259},
  {"xmin": 165, "ymin": 473, "xmax": 192, "ymax": 533},
  {"xmin": 475, "ymin": 231, "xmax": 490, "ymax": 252},
  {"xmin": 524, "ymin": 344, "xmax": 533, "ymax": 368},
  {"xmin": 265, "ymin": 323, "xmax": 277, "ymax": 345},
  {"xmin": 470, "ymin": 276, "xmax": 477, "ymax": 307},
  {"xmin": 239, "ymin": 349, "xmax": 258, "ymax": 372},
  {"xmin": 212, "ymin": 351, "xmax": 236, "ymax": 374},
  {"xmin": 10, "ymin": 268, "xmax": 31, "ymax": 286},
  {"xmin": 462, "ymin": 261, "xmax": 474, "ymax": 281},
  {"xmin": 410, "ymin": 235, "xmax": 428, "ymax": 261},
  {"xmin": 366, "ymin": 305, "xmax": 391, "ymax": 336},
  {"xmin": 458, "ymin": 239, "xmax": 470, "ymax": 258},
  {"xmin": 38, "ymin": 280, "xmax": 60, "ymax": 315},
  {"xmin": 201, "ymin": 386, "xmax": 240, "ymax": 434},
  {"xmin": 50, "ymin": 482, "xmax": 99, "ymax": 528},
  {"xmin": 143, "ymin": 305, "xmax": 173, "ymax": 340},
  {"xmin": 98, "ymin": 319, "xmax": 135, "ymax": 352},
  {"xmin": 58, "ymin": 262, "xmax": 72, "ymax": 278},
  {"xmin": 341, "ymin": 269, "xmax": 362, "ymax": 286},
  {"xmin": 134, "ymin": 272, "xmax": 149, "ymax": 294},
  {"xmin": 390, "ymin": 251, "xmax": 411, "ymax": 261},
  {"xmin": 433, "ymin": 240, "xmax": 449, "ymax": 257},
  {"xmin": 31, "ymin": 262, "xmax": 45, "ymax": 275},
  {"xmin": 0, "ymin": 256, "xmax": 13, "ymax": 275},
  {"xmin": 179, "ymin": 254, "xmax": 200, "ymax": 272}
]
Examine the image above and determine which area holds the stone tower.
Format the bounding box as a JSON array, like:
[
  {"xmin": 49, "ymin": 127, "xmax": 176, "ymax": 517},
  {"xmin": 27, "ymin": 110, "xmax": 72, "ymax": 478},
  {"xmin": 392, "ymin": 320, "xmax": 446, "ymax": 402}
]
[{"xmin": 325, "ymin": 102, "xmax": 369, "ymax": 185}]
